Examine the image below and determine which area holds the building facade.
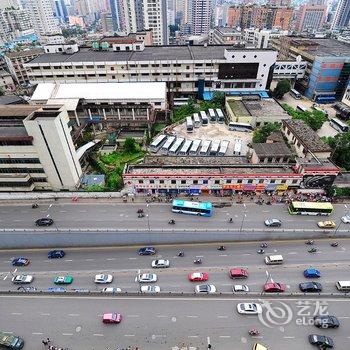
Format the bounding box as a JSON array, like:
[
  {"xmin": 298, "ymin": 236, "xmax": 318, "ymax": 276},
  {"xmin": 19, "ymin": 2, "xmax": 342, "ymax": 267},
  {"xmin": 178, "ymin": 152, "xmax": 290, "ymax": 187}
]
[
  {"xmin": 0, "ymin": 69, "xmax": 15, "ymax": 91},
  {"xmin": 0, "ymin": 105, "xmax": 82, "ymax": 191},
  {"xmin": 294, "ymin": 3, "xmax": 327, "ymax": 33},
  {"xmin": 189, "ymin": 0, "xmax": 212, "ymax": 35},
  {"xmin": 331, "ymin": 0, "xmax": 350, "ymax": 30}
]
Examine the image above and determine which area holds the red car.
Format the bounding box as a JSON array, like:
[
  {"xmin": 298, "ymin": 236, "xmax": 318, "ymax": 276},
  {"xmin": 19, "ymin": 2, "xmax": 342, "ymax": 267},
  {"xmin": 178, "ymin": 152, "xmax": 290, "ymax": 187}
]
[
  {"xmin": 229, "ymin": 268, "xmax": 248, "ymax": 279},
  {"xmin": 102, "ymin": 313, "xmax": 122, "ymax": 324},
  {"xmin": 188, "ymin": 272, "xmax": 208, "ymax": 282},
  {"xmin": 263, "ymin": 282, "xmax": 286, "ymax": 293}
]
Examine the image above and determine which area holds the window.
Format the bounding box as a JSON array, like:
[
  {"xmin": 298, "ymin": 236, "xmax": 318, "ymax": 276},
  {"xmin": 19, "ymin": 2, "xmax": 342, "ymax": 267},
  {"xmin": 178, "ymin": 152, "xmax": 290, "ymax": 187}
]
[
  {"xmin": 155, "ymin": 102, "xmax": 161, "ymax": 105},
  {"xmin": 258, "ymin": 179, "xmax": 264, "ymax": 184},
  {"xmin": 247, "ymin": 179, "xmax": 253, "ymax": 184},
  {"xmin": 237, "ymin": 179, "xmax": 242, "ymax": 183},
  {"xmin": 138, "ymin": 179, "xmax": 144, "ymax": 184},
  {"xmin": 203, "ymin": 179, "xmax": 208, "ymax": 184},
  {"xmin": 214, "ymin": 180, "xmax": 220, "ymax": 184},
  {"xmin": 110, "ymin": 67, "xmax": 115, "ymax": 71},
  {"xmin": 75, "ymin": 65, "xmax": 83, "ymax": 69},
  {"xmin": 86, "ymin": 65, "xmax": 94, "ymax": 69},
  {"xmin": 150, "ymin": 179, "xmax": 154, "ymax": 184},
  {"xmin": 270, "ymin": 180, "xmax": 276, "ymax": 184},
  {"xmin": 162, "ymin": 64, "xmax": 170, "ymax": 67},
  {"xmin": 226, "ymin": 179, "xmax": 232, "ymax": 184},
  {"xmin": 195, "ymin": 63, "xmax": 203, "ymax": 67},
  {"xmin": 141, "ymin": 64, "xmax": 148, "ymax": 68},
  {"xmin": 160, "ymin": 180, "xmax": 164, "ymax": 184},
  {"xmin": 193, "ymin": 180, "xmax": 198, "ymax": 184},
  {"xmin": 171, "ymin": 179, "xmax": 176, "ymax": 184},
  {"xmin": 97, "ymin": 65, "xmax": 105, "ymax": 69},
  {"xmin": 151, "ymin": 64, "xmax": 159, "ymax": 67},
  {"xmin": 292, "ymin": 179, "xmax": 298, "ymax": 184},
  {"xmin": 281, "ymin": 180, "xmax": 286, "ymax": 184},
  {"xmin": 181, "ymin": 180, "xmax": 186, "ymax": 184},
  {"xmin": 186, "ymin": 74, "xmax": 190, "ymax": 78}
]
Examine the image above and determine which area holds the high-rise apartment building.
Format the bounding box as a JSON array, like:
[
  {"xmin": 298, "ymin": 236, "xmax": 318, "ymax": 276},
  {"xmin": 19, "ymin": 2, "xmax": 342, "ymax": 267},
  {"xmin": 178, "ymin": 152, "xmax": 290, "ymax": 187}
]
[
  {"xmin": 295, "ymin": 1, "xmax": 327, "ymax": 32},
  {"xmin": 109, "ymin": 0, "xmax": 121, "ymax": 31},
  {"xmin": 227, "ymin": 6, "xmax": 241, "ymax": 27},
  {"xmin": 331, "ymin": 0, "xmax": 350, "ymax": 30},
  {"xmin": 54, "ymin": 0, "xmax": 69, "ymax": 23},
  {"xmin": 101, "ymin": 12, "xmax": 114, "ymax": 32},
  {"xmin": 143, "ymin": 0, "xmax": 167, "ymax": 45},
  {"xmin": 22, "ymin": 0, "xmax": 61, "ymax": 36},
  {"xmin": 189, "ymin": 0, "xmax": 212, "ymax": 35},
  {"xmin": 268, "ymin": 0, "xmax": 291, "ymax": 5}
]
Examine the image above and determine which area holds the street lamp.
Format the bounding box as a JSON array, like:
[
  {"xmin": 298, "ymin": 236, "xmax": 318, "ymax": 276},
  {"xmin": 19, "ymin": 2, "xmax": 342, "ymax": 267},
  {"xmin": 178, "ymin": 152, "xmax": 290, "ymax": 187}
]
[
  {"xmin": 146, "ymin": 204, "xmax": 150, "ymax": 231},
  {"xmin": 239, "ymin": 204, "xmax": 247, "ymax": 232},
  {"xmin": 46, "ymin": 204, "xmax": 58, "ymax": 231},
  {"xmin": 334, "ymin": 204, "xmax": 348, "ymax": 236}
]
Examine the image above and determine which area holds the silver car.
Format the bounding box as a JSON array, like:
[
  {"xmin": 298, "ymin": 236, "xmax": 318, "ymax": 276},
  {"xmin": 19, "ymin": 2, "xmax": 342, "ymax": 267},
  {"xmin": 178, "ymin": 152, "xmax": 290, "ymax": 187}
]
[
  {"xmin": 233, "ymin": 284, "xmax": 250, "ymax": 292},
  {"xmin": 151, "ymin": 259, "xmax": 170, "ymax": 268},
  {"xmin": 341, "ymin": 215, "xmax": 350, "ymax": 223},
  {"xmin": 12, "ymin": 275, "xmax": 34, "ymax": 284},
  {"xmin": 264, "ymin": 218, "xmax": 282, "ymax": 227},
  {"xmin": 140, "ymin": 285, "xmax": 160, "ymax": 293},
  {"xmin": 135, "ymin": 273, "xmax": 157, "ymax": 283},
  {"xmin": 194, "ymin": 284, "xmax": 216, "ymax": 294}
]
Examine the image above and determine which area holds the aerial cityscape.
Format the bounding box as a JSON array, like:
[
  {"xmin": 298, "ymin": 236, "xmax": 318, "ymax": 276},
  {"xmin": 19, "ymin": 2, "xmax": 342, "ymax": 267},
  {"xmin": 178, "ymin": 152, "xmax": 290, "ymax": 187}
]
[{"xmin": 0, "ymin": 0, "xmax": 350, "ymax": 349}]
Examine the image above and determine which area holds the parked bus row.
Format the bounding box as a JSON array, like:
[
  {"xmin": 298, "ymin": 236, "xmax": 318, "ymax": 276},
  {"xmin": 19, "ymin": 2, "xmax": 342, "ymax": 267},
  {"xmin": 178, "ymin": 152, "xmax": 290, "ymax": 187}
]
[{"xmin": 186, "ymin": 109, "xmax": 225, "ymax": 133}]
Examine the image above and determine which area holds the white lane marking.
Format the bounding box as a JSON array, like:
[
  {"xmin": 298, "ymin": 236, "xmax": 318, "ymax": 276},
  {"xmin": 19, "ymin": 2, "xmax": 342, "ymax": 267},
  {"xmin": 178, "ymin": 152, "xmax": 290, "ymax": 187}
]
[
  {"xmin": 337, "ymin": 316, "xmax": 349, "ymax": 319},
  {"xmin": 187, "ymin": 315, "xmax": 198, "ymax": 318},
  {"xmin": 287, "ymin": 252, "xmax": 297, "ymax": 255},
  {"xmin": 217, "ymin": 316, "xmax": 229, "ymax": 319},
  {"xmin": 242, "ymin": 253, "xmax": 251, "ymax": 256},
  {"xmin": 106, "ymin": 258, "xmax": 116, "ymax": 261},
  {"xmin": 128, "ymin": 315, "xmax": 140, "ymax": 317},
  {"xmin": 3, "ymin": 276, "xmax": 7, "ymax": 281},
  {"xmin": 188, "ymin": 335, "xmax": 199, "ymax": 338},
  {"xmin": 221, "ymin": 283, "xmax": 232, "ymax": 286},
  {"xmin": 124, "ymin": 334, "xmax": 135, "ymax": 337},
  {"xmin": 62, "ymin": 333, "xmax": 73, "ymax": 336},
  {"xmin": 262, "ymin": 211, "xmax": 270, "ymax": 213},
  {"xmin": 129, "ymin": 258, "xmax": 138, "ymax": 260},
  {"xmin": 65, "ymin": 259, "xmax": 73, "ymax": 262},
  {"xmin": 59, "ymin": 211, "xmax": 67, "ymax": 213},
  {"xmin": 156, "ymin": 315, "xmax": 167, "ymax": 318},
  {"xmin": 79, "ymin": 210, "xmax": 87, "ymax": 213},
  {"xmin": 68, "ymin": 314, "xmax": 79, "ymax": 316},
  {"xmin": 219, "ymin": 336, "xmax": 231, "ymax": 338},
  {"xmin": 195, "ymin": 256, "xmax": 204, "ymax": 258},
  {"xmin": 13, "ymin": 220, "xmax": 23, "ymax": 222},
  {"xmin": 219, "ymin": 254, "xmax": 228, "ymax": 257},
  {"xmin": 153, "ymin": 335, "xmax": 166, "ymax": 338},
  {"xmin": 40, "ymin": 313, "xmax": 50, "ymax": 316},
  {"xmin": 335, "ymin": 250, "xmax": 345, "ymax": 253},
  {"xmin": 93, "ymin": 334, "xmax": 103, "ymax": 337},
  {"xmin": 283, "ymin": 336, "xmax": 295, "ymax": 339},
  {"xmin": 85, "ymin": 259, "xmax": 94, "ymax": 261},
  {"xmin": 32, "ymin": 332, "xmax": 43, "ymax": 335},
  {"xmin": 11, "ymin": 312, "xmax": 22, "ymax": 315},
  {"xmin": 99, "ymin": 210, "xmax": 107, "ymax": 213}
]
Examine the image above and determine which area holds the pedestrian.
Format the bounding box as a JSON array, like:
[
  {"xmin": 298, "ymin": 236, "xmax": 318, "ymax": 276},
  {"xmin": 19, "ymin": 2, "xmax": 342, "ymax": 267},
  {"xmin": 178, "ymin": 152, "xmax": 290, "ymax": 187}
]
[
  {"xmin": 42, "ymin": 340, "xmax": 48, "ymax": 346},
  {"xmin": 47, "ymin": 338, "xmax": 51, "ymax": 344}
]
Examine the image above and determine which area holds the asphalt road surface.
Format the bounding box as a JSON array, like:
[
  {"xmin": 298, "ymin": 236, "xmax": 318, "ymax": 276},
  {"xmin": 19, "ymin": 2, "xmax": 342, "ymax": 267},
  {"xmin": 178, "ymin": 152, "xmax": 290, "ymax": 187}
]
[
  {"xmin": 0, "ymin": 295, "xmax": 349, "ymax": 350},
  {"xmin": 0, "ymin": 240, "xmax": 350, "ymax": 294},
  {"xmin": 0, "ymin": 202, "xmax": 349, "ymax": 233}
]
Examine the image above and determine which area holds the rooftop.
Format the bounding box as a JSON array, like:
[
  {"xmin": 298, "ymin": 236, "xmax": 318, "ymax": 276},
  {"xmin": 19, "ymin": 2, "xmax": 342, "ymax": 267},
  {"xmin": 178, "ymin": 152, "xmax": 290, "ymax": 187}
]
[
  {"xmin": 252, "ymin": 142, "xmax": 293, "ymax": 157},
  {"xmin": 283, "ymin": 119, "xmax": 332, "ymax": 153},
  {"xmin": 0, "ymin": 105, "xmax": 41, "ymax": 118},
  {"xmin": 0, "ymin": 126, "xmax": 28, "ymax": 138},
  {"xmin": 266, "ymin": 131, "xmax": 285, "ymax": 142},
  {"xmin": 27, "ymin": 45, "xmax": 274, "ymax": 64},
  {"xmin": 31, "ymin": 82, "xmax": 167, "ymax": 102},
  {"xmin": 0, "ymin": 69, "xmax": 11, "ymax": 77},
  {"xmin": 0, "ymin": 94, "xmax": 27, "ymax": 105},
  {"xmin": 5, "ymin": 48, "xmax": 43, "ymax": 59}
]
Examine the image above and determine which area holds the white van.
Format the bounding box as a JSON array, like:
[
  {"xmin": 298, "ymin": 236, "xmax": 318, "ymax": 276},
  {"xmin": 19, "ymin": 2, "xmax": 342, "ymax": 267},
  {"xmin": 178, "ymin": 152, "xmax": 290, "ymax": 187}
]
[
  {"xmin": 264, "ymin": 255, "xmax": 283, "ymax": 265},
  {"xmin": 336, "ymin": 281, "xmax": 350, "ymax": 291}
]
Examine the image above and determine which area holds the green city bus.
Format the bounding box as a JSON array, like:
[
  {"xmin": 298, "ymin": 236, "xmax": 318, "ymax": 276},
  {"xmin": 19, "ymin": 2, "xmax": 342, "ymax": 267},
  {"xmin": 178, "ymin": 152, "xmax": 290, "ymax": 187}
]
[
  {"xmin": 0, "ymin": 331, "xmax": 24, "ymax": 350},
  {"xmin": 288, "ymin": 201, "xmax": 334, "ymax": 216}
]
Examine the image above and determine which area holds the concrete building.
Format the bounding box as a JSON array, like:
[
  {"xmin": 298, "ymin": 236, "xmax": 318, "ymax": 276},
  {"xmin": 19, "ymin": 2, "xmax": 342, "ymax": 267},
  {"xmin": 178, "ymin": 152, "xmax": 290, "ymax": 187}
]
[
  {"xmin": 2, "ymin": 7, "xmax": 34, "ymax": 37},
  {"xmin": 22, "ymin": 0, "xmax": 61, "ymax": 37},
  {"xmin": 189, "ymin": 0, "xmax": 212, "ymax": 35},
  {"xmin": 294, "ymin": 2, "xmax": 327, "ymax": 33},
  {"xmin": 4, "ymin": 48, "xmax": 43, "ymax": 86},
  {"xmin": 211, "ymin": 27, "xmax": 243, "ymax": 45},
  {"xmin": 30, "ymin": 82, "xmax": 167, "ymax": 127},
  {"xmin": 54, "ymin": 0, "xmax": 69, "ymax": 23},
  {"xmin": 109, "ymin": 0, "xmax": 121, "ymax": 31},
  {"xmin": 270, "ymin": 37, "xmax": 350, "ymax": 102},
  {"xmin": 251, "ymin": 142, "xmax": 293, "ymax": 164},
  {"xmin": 331, "ymin": 0, "xmax": 350, "ymax": 30},
  {"xmin": 143, "ymin": 0, "xmax": 168, "ymax": 45},
  {"xmin": 24, "ymin": 45, "xmax": 279, "ymax": 99},
  {"xmin": 0, "ymin": 105, "xmax": 82, "ymax": 191},
  {"xmin": 0, "ymin": 69, "xmax": 15, "ymax": 91},
  {"xmin": 227, "ymin": 6, "xmax": 241, "ymax": 28},
  {"xmin": 282, "ymin": 119, "xmax": 332, "ymax": 160},
  {"xmin": 101, "ymin": 12, "xmax": 114, "ymax": 33},
  {"xmin": 244, "ymin": 28, "xmax": 270, "ymax": 49}
]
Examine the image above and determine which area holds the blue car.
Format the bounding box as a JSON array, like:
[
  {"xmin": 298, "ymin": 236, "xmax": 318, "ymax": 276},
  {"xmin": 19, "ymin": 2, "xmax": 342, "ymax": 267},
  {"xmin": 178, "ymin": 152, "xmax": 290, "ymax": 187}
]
[
  {"xmin": 138, "ymin": 247, "xmax": 156, "ymax": 256},
  {"xmin": 48, "ymin": 287, "xmax": 66, "ymax": 293},
  {"xmin": 12, "ymin": 258, "xmax": 30, "ymax": 266},
  {"xmin": 48, "ymin": 250, "xmax": 65, "ymax": 259},
  {"xmin": 304, "ymin": 268, "xmax": 321, "ymax": 278}
]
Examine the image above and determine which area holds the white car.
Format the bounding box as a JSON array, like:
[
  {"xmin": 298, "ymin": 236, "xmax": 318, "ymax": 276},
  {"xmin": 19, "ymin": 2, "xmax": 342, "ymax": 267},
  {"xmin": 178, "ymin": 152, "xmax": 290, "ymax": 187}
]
[
  {"xmin": 233, "ymin": 284, "xmax": 250, "ymax": 292},
  {"xmin": 341, "ymin": 215, "xmax": 350, "ymax": 223},
  {"xmin": 135, "ymin": 273, "xmax": 157, "ymax": 283},
  {"xmin": 102, "ymin": 287, "xmax": 121, "ymax": 293},
  {"xmin": 236, "ymin": 302, "xmax": 262, "ymax": 315},
  {"xmin": 194, "ymin": 284, "xmax": 216, "ymax": 294},
  {"xmin": 94, "ymin": 274, "xmax": 113, "ymax": 284},
  {"xmin": 151, "ymin": 259, "xmax": 170, "ymax": 268},
  {"xmin": 12, "ymin": 274, "xmax": 34, "ymax": 284},
  {"xmin": 140, "ymin": 285, "xmax": 161, "ymax": 293}
]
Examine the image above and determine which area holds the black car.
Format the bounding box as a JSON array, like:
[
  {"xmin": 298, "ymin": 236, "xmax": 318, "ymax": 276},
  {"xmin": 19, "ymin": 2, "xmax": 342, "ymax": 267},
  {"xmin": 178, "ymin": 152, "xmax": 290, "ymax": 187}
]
[
  {"xmin": 12, "ymin": 257, "xmax": 30, "ymax": 266},
  {"xmin": 48, "ymin": 250, "xmax": 65, "ymax": 259},
  {"xmin": 308, "ymin": 334, "xmax": 334, "ymax": 348},
  {"xmin": 35, "ymin": 218, "xmax": 54, "ymax": 226},
  {"xmin": 314, "ymin": 315, "xmax": 340, "ymax": 329},
  {"xmin": 299, "ymin": 282, "xmax": 322, "ymax": 292},
  {"xmin": 138, "ymin": 247, "xmax": 156, "ymax": 255}
]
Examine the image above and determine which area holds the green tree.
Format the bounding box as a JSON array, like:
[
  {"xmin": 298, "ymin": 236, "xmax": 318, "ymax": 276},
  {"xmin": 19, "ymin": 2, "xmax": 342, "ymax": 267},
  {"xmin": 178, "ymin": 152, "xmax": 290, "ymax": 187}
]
[
  {"xmin": 273, "ymin": 80, "xmax": 291, "ymax": 99},
  {"xmin": 211, "ymin": 91, "xmax": 225, "ymax": 107},
  {"xmin": 326, "ymin": 132, "xmax": 350, "ymax": 170},
  {"xmin": 0, "ymin": 87, "xmax": 5, "ymax": 96},
  {"xmin": 252, "ymin": 122, "xmax": 281, "ymax": 143},
  {"xmin": 171, "ymin": 98, "xmax": 199, "ymax": 123},
  {"xmin": 123, "ymin": 137, "xmax": 137, "ymax": 153}
]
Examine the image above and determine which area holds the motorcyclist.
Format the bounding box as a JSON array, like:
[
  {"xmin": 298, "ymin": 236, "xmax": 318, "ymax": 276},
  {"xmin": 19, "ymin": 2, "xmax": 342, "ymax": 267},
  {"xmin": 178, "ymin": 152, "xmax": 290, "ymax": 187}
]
[
  {"xmin": 32, "ymin": 203, "xmax": 38, "ymax": 209},
  {"xmin": 229, "ymin": 218, "xmax": 233, "ymax": 223},
  {"xmin": 257, "ymin": 248, "xmax": 265, "ymax": 254},
  {"xmin": 168, "ymin": 219, "xmax": 175, "ymax": 224},
  {"xmin": 305, "ymin": 240, "xmax": 314, "ymax": 245},
  {"xmin": 178, "ymin": 251, "xmax": 184, "ymax": 257},
  {"xmin": 218, "ymin": 245, "xmax": 226, "ymax": 251},
  {"xmin": 194, "ymin": 258, "xmax": 202, "ymax": 264},
  {"xmin": 331, "ymin": 241, "xmax": 338, "ymax": 247},
  {"xmin": 260, "ymin": 243, "xmax": 268, "ymax": 248},
  {"xmin": 248, "ymin": 328, "xmax": 259, "ymax": 336}
]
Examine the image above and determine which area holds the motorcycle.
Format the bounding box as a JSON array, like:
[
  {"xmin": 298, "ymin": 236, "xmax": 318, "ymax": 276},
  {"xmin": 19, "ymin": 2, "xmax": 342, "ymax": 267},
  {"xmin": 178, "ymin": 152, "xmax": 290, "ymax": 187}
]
[
  {"xmin": 260, "ymin": 243, "xmax": 268, "ymax": 248},
  {"xmin": 308, "ymin": 248, "xmax": 317, "ymax": 253},
  {"xmin": 137, "ymin": 209, "xmax": 144, "ymax": 214},
  {"xmin": 331, "ymin": 242, "xmax": 338, "ymax": 247},
  {"xmin": 194, "ymin": 258, "xmax": 202, "ymax": 264},
  {"xmin": 257, "ymin": 249, "xmax": 265, "ymax": 254},
  {"xmin": 228, "ymin": 218, "xmax": 233, "ymax": 223},
  {"xmin": 32, "ymin": 203, "xmax": 39, "ymax": 209},
  {"xmin": 138, "ymin": 213, "xmax": 145, "ymax": 218},
  {"xmin": 217, "ymin": 246, "xmax": 226, "ymax": 251},
  {"xmin": 168, "ymin": 219, "xmax": 175, "ymax": 225},
  {"xmin": 248, "ymin": 329, "xmax": 260, "ymax": 336},
  {"xmin": 178, "ymin": 251, "xmax": 184, "ymax": 257},
  {"xmin": 305, "ymin": 240, "xmax": 314, "ymax": 245}
]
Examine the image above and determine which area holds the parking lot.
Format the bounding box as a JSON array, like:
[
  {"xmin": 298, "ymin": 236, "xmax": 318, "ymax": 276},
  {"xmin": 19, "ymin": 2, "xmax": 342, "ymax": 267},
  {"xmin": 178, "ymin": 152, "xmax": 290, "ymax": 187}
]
[{"xmin": 169, "ymin": 120, "xmax": 252, "ymax": 156}]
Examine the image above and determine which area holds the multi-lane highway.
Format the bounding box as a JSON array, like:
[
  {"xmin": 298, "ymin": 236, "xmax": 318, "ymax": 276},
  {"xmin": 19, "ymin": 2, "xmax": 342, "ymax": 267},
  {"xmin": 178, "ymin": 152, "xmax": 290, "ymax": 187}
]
[
  {"xmin": 0, "ymin": 202, "xmax": 349, "ymax": 232},
  {"xmin": 0, "ymin": 241, "xmax": 350, "ymax": 349}
]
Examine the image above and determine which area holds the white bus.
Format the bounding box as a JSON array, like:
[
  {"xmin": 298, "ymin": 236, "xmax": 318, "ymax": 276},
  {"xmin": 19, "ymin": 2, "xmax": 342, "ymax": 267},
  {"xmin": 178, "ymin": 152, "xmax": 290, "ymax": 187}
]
[
  {"xmin": 201, "ymin": 114, "xmax": 209, "ymax": 126},
  {"xmin": 193, "ymin": 113, "xmax": 201, "ymax": 128},
  {"xmin": 149, "ymin": 134, "xmax": 167, "ymax": 153},
  {"xmin": 173, "ymin": 97, "xmax": 188, "ymax": 106},
  {"xmin": 199, "ymin": 140, "xmax": 211, "ymax": 156},
  {"xmin": 208, "ymin": 108, "xmax": 216, "ymax": 123},
  {"xmin": 215, "ymin": 108, "xmax": 225, "ymax": 123},
  {"xmin": 209, "ymin": 140, "xmax": 221, "ymax": 156},
  {"xmin": 296, "ymin": 104, "xmax": 308, "ymax": 112},
  {"xmin": 160, "ymin": 136, "xmax": 176, "ymax": 154},
  {"xmin": 186, "ymin": 116, "xmax": 194, "ymax": 133},
  {"xmin": 330, "ymin": 117, "xmax": 349, "ymax": 133},
  {"xmin": 178, "ymin": 139, "xmax": 193, "ymax": 156},
  {"xmin": 189, "ymin": 139, "xmax": 202, "ymax": 155},
  {"xmin": 228, "ymin": 122, "xmax": 253, "ymax": 132},
  {"xmin": 233, "ymin": 139, "xmax": 243, "ymax": 155},
  {"xmin": 168, "ymin": 137, "xmax": 185, "ymax": 155},
  {"xmin": 290, "ymin": 88, "xmax": 301, "ymax": 99},
  {"xmin": 218, "ymin": 140, "xmax": 230, "ymax": 156}
]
